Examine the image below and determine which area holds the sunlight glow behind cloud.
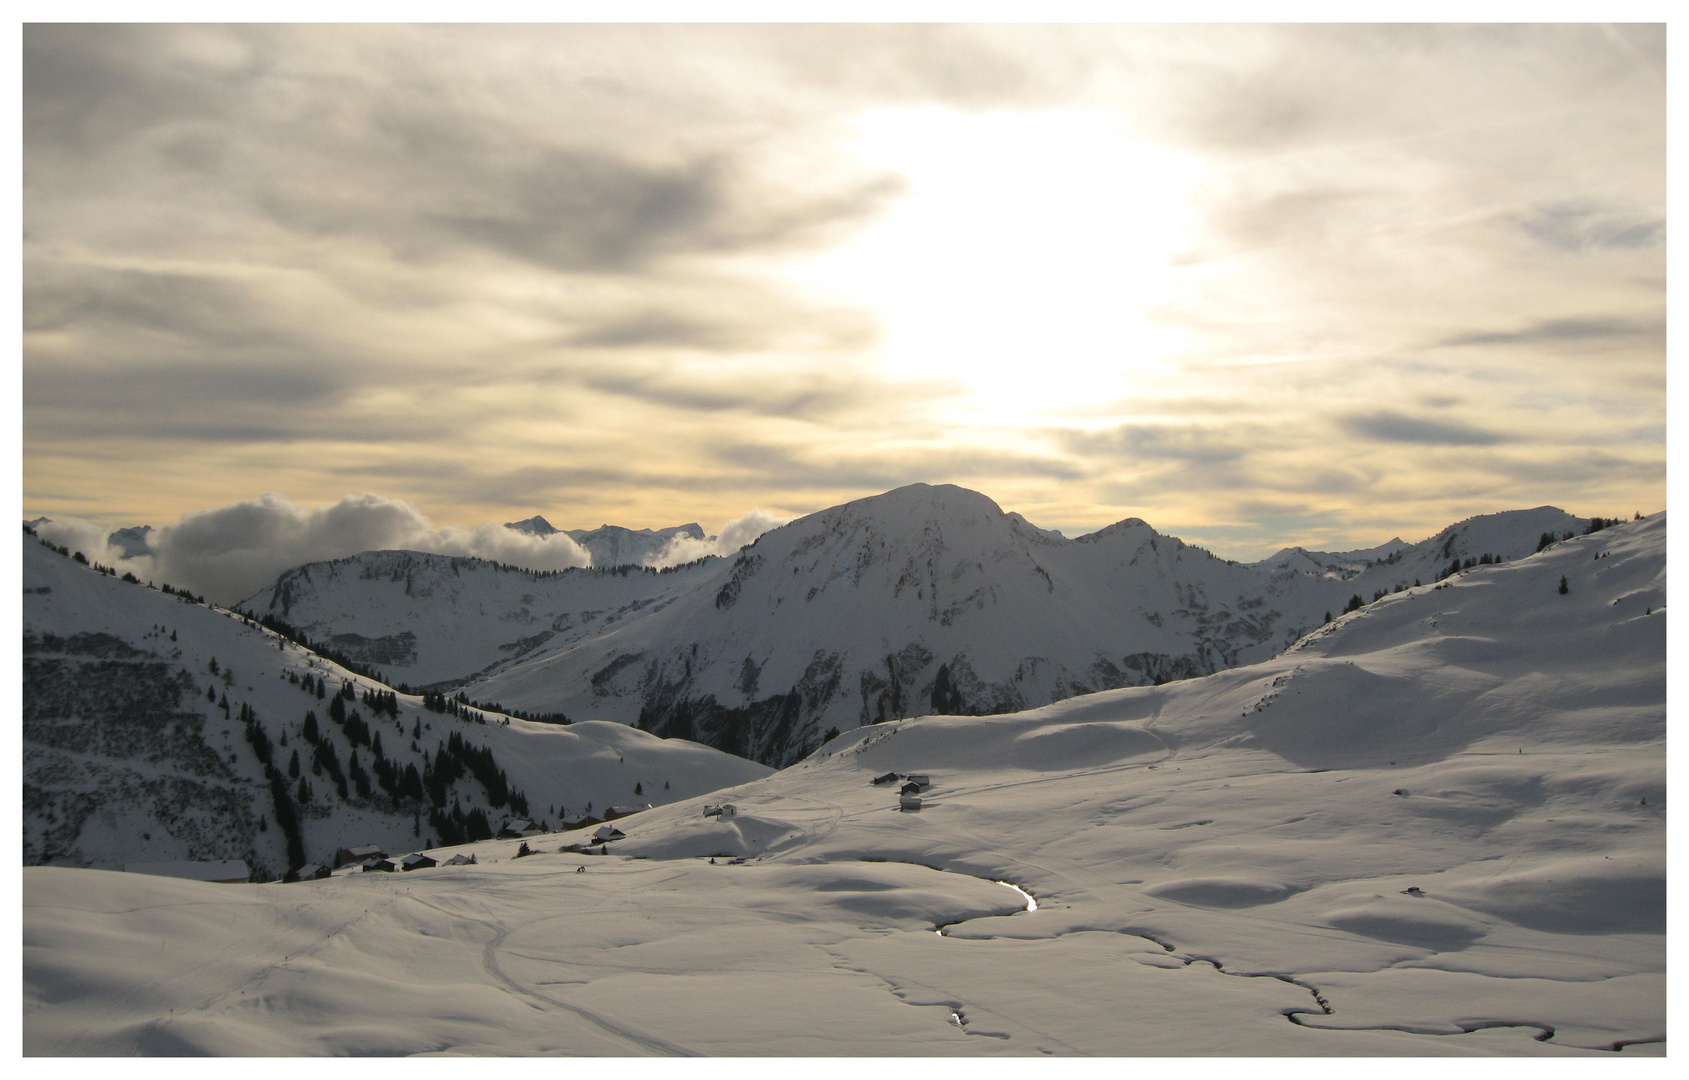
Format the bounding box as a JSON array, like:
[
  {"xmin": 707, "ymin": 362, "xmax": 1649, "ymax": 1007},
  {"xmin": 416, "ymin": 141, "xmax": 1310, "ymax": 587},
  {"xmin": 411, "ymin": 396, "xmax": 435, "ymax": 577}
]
[
  {"xmin": 21, "ymin": 24, "xmax": 1664, "ymax": 562},
  {"xmin": 793, "ymin": 108, "xmax": 1199, "ymax": 423}
]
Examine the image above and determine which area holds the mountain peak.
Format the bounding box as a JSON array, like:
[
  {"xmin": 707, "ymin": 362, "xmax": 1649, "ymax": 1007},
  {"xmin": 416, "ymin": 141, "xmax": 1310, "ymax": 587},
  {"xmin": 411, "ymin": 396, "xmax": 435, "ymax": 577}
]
[{"xmin": 505, "ymin": 515, "xmax": 559, "ymax": 537}]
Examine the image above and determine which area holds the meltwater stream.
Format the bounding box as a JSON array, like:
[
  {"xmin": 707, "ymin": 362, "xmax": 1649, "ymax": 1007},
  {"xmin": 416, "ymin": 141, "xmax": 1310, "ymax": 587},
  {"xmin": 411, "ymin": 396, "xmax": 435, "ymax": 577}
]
[
  {"xmin": 997, "ymin": 880, "xmax": 1038, "ymax": 912},
  {"xmin": 933, "ymin": 878, "xmax": 1038, "ymax": 937}
]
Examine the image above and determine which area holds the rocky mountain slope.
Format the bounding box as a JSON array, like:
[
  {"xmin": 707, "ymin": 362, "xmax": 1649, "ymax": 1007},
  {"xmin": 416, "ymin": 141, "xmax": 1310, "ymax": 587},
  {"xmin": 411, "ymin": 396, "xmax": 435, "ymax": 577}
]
[
  {"xmin": 22, "ymin": 533, "xmax": 768, "ymax": 879},
  {"xmin": 243, "ymin": 485, "xmax": 1593, "ymax": 766}
]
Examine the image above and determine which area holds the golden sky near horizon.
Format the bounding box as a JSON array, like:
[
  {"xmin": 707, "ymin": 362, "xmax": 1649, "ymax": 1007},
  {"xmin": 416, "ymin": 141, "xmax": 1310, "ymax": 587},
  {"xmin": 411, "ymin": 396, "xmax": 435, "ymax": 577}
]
[{"xmin": 22, "ymin": 23, "xmax": 1665, "ymax": 560}]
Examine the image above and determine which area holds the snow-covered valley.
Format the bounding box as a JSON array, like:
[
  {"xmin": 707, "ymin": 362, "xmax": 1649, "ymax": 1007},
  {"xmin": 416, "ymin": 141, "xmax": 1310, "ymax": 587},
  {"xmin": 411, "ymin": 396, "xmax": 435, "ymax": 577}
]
[{"xmin": 23, "ymin": 510, "xmax": 1666, "ymax": 1055}]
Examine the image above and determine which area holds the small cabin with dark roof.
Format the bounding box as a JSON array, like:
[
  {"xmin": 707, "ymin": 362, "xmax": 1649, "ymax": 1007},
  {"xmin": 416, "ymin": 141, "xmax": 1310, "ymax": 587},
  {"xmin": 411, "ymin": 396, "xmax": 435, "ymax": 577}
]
[
  {"xmin": 499, "ymin": 819, "xmax": 541, "ymax": 838},
  {"xmin": 335, "ymin": 844, "xmax": 387, "ymax": 868},
  {"xmin": 900, "ymin": 782, "xmax": 923, "ymax": 796},
  {"xmin": 359, "ymin": 857, "xmax": 396, "ymax": 873},
  {"xmin": 906, "ymin": 774, "xmax": 931, "ymax": 788},
  {"xmin": 558, "ymin": 814, "xmax": 595, "ymax": 831},
  {"xmin": 400, "ymin": 853, "xmax": 437, "ymax": 871},
  {"xmin": 603, "ymin": 804, "xmax": 650, "ymax": 821},
  {"xmin": 291, "ymin": 863, "xmax": 330, "ymax": 882},
  {"xmin": 871, "ymin": 772, "xmax": 899, "ymax": 786}
]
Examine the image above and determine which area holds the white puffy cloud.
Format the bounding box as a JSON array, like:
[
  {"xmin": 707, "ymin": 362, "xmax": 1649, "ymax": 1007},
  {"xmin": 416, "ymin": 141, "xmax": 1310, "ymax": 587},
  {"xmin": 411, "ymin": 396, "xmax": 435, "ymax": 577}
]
[
  {"xmin": 34, "ymin": 517, "xmax": 136, "ymax": 571},
  {"xmin": 39, "ymin": 493, "xmax": 592, "ymax": 606},
  {"xmin": 424, "ymin": 522, "xmax": 597, "ymax": 574},
  {"xmin": 648, "ymin": 507, "xmax": 791, "ymax": 569}
]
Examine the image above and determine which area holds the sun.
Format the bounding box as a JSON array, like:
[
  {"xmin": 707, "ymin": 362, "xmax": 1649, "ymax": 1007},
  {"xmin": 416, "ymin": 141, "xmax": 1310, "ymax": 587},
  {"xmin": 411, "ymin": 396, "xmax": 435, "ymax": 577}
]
[{"xmin": 791, "ymin": 107, "xmax": 1202, "ymax": 424}]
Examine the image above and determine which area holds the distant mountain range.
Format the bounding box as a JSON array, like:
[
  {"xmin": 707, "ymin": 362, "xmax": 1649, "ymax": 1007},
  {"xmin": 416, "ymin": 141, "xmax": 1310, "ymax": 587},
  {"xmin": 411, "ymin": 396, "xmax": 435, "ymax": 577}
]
[
  {"xmin": 503, "ymin": 516, "xmax": 708, "ymax": 568},
  {"xmin": 23, "ymin": 508, "xmax": 1665, "ymax": 1055},
  {"xmin": 243, "ymin": 484, "xmax": 1593, "ymax": 766}
]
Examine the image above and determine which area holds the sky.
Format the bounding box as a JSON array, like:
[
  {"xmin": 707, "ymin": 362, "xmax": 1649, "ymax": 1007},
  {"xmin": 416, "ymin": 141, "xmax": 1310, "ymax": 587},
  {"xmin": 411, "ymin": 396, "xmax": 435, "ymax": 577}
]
[{"xmin": 20, "ymin": 22, "xmax": 1667, "ymax": 579}]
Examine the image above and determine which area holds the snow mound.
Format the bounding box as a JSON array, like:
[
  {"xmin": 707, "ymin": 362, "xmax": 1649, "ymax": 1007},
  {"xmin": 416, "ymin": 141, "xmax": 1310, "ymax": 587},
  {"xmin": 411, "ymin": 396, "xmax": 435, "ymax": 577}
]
[{"xmin": 1144, "ymin": 877, "xmax": 1302, "ymax": 908}]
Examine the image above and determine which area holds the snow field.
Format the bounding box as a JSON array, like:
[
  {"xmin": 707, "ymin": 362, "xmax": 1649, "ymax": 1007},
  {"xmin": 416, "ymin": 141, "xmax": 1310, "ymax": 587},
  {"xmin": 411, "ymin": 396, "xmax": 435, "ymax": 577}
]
[{"xmin": 23, "ymin": 514, "xmax": 1665, "ymax": 1054}]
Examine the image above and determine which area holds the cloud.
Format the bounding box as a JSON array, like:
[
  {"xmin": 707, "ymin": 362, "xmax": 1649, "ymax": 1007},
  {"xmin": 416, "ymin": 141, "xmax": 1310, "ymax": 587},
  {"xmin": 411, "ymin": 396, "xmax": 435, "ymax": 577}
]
[
  {"xmin": 648, "ymin": 508, "xmax": 792, "ymax": 569},
  {"xmin": 1058, "ymin": 423, "xmax": 1247, "ymax": 466},
  {"xmin": 1438, "ymin": 316, "xmax": 1661, "ymax": 350},
  {"xmin": 1339, "ymin": 410, "xmax": 1508, "ymax": 446},
  {"xmin": 33, "ymin": 518, "xmax": 135, "ymax": 571},
  {"xmin": 20, "ymin": 25, "xmax": 1664, "ymax": 557},
  {"xmin": 39, "ymin": 493, "xmax": 593, "ymax": 607},
  {"xmin": 1518, "ymin": 203, "xmax": 1664, "ymax": 253}
]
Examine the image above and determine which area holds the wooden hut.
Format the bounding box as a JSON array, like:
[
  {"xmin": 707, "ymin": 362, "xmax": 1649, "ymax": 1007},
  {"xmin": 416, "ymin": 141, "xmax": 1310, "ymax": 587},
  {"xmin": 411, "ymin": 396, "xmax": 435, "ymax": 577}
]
[{"xmin": 335, "ymin": 844, "xmax": 387, "ymax": 868}]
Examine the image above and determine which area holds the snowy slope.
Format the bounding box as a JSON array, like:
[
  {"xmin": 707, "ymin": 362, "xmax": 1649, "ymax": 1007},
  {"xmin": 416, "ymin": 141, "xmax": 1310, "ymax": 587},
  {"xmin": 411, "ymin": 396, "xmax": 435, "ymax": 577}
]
[
  {"xmin": 22, "ymin": 536, "xmax": 769, "ymax": 879},
  {"xmin": 1250, "ymin": 536, "xmax": 1409, "ymax": 576},
  {"xmin": 23, "ymin": 513, "xmax": 1664, "ymax": 1055},
  {"xmin": 468, "ymin": 487, "xmax": 1591, "ymax": 764},
  {"xmin": 243, "ymin": 485, "xmax": 1591, "ymax": 766},
  {"xmin": 249, "ymin": 550, "xmax": 719, "ymax": 688}
]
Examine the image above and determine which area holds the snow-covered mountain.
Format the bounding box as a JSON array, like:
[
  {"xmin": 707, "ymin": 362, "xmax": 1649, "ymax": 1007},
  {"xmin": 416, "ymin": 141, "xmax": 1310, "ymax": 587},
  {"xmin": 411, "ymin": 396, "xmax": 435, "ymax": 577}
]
[
  {"xmin": 503, "ymin": 514, "xmax": 562, "ymax": 536},
  {"xmin": 504, "ymin": 514, "xmax": 707, "ymax": 567},
  {"xmin": 251, "ymin": 550, "xmax": 721, "ymax": 687},
  {"xmin": 1249, "ymin": 536, "xmax": 1410, "ymax": 577},
  {"xmin": 564, "ymin": 522, "xmax": 707, "ymax": 567},
  {"xmin": 106, "ymin": 525, "xmax": 155, "ymax": 558},
  {"xmin": 244, "ymin": 484, "xmax": 1591, "ymax": 766},
  {"xmin": 23, "ymin": 512, "xmax": 1664, "ymax": 1055},
  {"xmin": 22, "ymin": 533, "xmax": 769, "ymax": 880}
]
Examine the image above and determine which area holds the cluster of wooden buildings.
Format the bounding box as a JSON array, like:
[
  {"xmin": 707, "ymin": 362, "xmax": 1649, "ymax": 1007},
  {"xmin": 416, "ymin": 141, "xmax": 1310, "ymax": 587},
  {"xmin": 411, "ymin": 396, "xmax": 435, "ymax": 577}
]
[
  {"xmin": 322, "ymin": 844, "xmax": 481, "ymax": 876},
  {"xmin": 871, "ymin": 771, "xmax": 931, "ymax": 810}
]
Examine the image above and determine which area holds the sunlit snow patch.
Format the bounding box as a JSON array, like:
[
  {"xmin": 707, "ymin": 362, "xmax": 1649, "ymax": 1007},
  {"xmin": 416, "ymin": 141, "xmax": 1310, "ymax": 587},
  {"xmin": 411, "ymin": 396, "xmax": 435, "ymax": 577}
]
[{"xmin": 998, "ymin": 880, "xmax": 1037, "ymax": 912}]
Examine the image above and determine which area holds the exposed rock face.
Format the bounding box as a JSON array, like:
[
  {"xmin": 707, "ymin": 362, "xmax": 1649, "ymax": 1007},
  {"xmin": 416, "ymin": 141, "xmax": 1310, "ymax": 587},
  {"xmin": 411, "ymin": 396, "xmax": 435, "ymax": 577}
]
[{"xmin": 24, "ymin": 632, "xmax": 258, "ymax": 870}]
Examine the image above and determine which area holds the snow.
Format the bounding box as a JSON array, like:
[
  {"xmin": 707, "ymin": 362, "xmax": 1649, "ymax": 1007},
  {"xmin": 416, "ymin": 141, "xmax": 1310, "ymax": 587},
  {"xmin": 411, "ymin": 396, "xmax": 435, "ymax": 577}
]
[
  {"xmin": 242, "ymin": 484, "xmax": 1596, "ymax": 767},
  {"xmin": 22, "ymin": 512, "xmax": 1665, "ymax": 1055},
  {"xmin": 22, "ymin": 536, "xmax": 769, "ymax": 877},
  {"xmin": 121, "ymin": 860, "xmax": 249, "ymax": 883}
]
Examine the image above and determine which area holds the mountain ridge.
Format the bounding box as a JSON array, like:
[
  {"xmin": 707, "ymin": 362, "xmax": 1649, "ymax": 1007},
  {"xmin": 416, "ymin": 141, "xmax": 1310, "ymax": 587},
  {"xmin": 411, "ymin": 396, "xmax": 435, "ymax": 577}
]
[
  {"xmin": 241, "ymin": 483, "xmax": 1595, "ymax": 766},
  {"xmin": 22, "ymin": 533, "xmax": 769, "ymax": 878}
]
